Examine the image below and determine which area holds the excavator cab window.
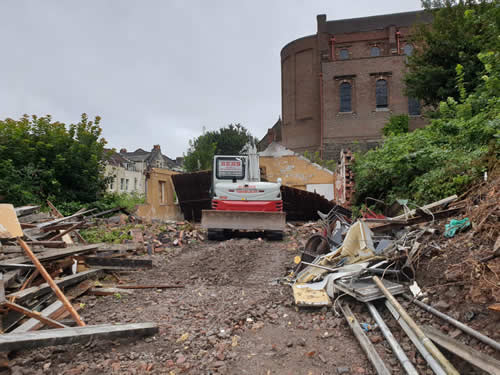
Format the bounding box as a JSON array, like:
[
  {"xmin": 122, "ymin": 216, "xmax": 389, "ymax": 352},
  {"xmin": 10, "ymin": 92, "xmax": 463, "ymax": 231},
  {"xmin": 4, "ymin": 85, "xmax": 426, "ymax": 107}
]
[{"xmin": 215, "ymin": 156, "xmax": 245, "ymax": 180}]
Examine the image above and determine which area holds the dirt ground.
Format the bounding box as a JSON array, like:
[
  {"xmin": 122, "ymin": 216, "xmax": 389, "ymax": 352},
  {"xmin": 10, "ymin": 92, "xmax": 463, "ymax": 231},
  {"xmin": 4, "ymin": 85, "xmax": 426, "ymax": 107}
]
[
  {"xmin": 5, "ymin": 216, "xmax": 499, "ymax": 374},
  {"xmin": 6, "ymin": 236, "xmax": 376, "ymax": 375}
]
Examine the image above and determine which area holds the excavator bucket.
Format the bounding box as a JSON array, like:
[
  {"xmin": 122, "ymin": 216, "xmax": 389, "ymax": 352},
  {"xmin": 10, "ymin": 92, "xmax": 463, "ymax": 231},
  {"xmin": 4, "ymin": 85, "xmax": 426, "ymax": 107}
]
[{"xmin": 201, "ymin": 210, "xmax": 285, "ymax": 233}]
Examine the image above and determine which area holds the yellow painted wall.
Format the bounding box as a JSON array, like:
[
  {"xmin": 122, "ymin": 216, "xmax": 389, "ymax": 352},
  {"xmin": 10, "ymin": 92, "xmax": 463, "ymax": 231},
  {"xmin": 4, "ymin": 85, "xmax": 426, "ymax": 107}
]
[
  {"xmin": 260, "ymin": 155, "xmax": 334, "ymax": 188},
  {"xmin": 136, "ymin": 168, "xmax": 183, "ymax": 221}
]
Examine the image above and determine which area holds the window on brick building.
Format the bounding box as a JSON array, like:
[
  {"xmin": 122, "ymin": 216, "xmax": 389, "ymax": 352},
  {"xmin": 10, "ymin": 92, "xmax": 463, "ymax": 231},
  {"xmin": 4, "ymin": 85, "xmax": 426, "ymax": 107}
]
[
  {"xmin": 339, "ymin": 48, "xmax": 349, "ymax": 60},
  {"xmin": 408, "ymin": 97, "xmax": 421, "ymax": 115},
  {"xmin": 376, "ymin": 79, "xmax": 388, "ymax": 108},
  {"xmin": 370, "ymin": 46, "xmax": 380, "ymax": 57},
  {"xmin": 339, "ymin": 82, "xmax": 352, "ymax": 112},
  {"xmin": 403, "ymin": 44, "xmax": 413, "ymax": 56}
]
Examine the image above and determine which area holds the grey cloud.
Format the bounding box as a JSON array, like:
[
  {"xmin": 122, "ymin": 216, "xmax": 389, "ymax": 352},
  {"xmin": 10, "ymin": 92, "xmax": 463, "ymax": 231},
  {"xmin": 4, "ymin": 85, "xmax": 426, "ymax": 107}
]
[{"xmin": 0, "ymin": 0, "xmax": 421, "ymax": 158}]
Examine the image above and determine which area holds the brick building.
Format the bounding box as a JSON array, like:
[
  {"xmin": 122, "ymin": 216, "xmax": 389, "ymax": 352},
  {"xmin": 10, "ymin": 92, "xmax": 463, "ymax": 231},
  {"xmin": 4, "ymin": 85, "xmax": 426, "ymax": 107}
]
[{"xmin": 276, "ymin": 10, "xmax": 431, "ymax": 159}]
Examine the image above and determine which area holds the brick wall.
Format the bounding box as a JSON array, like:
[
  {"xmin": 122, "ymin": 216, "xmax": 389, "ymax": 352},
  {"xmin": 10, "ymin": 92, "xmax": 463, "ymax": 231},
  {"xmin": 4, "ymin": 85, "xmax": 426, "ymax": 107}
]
[{"xmin": 279, "ymin": 11, "xmax": 429, "ymax": 159}]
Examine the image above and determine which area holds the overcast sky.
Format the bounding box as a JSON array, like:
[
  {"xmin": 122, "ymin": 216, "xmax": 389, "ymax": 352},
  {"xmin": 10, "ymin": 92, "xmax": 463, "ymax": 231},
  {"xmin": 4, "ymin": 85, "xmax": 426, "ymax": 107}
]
[{"xmin": 1, "ymin": 0, "xmax": 422, "ymax": 158}]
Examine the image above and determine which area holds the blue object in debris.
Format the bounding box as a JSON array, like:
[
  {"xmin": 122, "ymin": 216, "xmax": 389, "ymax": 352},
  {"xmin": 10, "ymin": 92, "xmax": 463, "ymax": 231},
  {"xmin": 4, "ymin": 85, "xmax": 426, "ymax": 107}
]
[
  {"xmin": 444, "ymin": 218, "xmax": 471, "ymax": 238},
  {"xmin": 360, "ymin": 322, "xmax": 378, "ymax": 332}
]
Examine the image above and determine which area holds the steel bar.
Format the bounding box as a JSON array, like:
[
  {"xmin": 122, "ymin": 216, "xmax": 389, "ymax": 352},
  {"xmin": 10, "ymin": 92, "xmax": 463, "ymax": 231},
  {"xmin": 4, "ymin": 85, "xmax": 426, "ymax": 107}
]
[
  {"xmin": 299, "ymin": 261, "xmax": 342, "ymax": 273},
  {"xmin": 385, "ymin": 300, "xmax": 446, "ymax": 375},
  {"xmin": 372, "ymin": 276, "xmax": 458, "ymax": 375},
  {"xmin": 366, "ymin": 302, "xmax": 418, "ymax": 375},
  {"xmin": 340, "ymin": 303, "xmax": 391, "ymax": 375},
  {"xmin": 403, "ymin": 294, "xmax": 500, "ymax": 352},
  {"xmin": 17, "ymin": 239, "xmax": 86, "ymax": 327},
  {"xmin": 422, "ymin": 326, "xmax": 500, "ymax": 374}
]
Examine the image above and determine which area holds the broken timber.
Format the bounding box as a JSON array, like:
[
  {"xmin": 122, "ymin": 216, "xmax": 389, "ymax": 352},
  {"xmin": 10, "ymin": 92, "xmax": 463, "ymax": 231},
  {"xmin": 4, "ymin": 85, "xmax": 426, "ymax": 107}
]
[
  {"xmin": 0, "ymin": 323, "xmax": 158, "ymax": 352},
  {"xmin": 83, "ymin": 256, "xmax": 153, "ymax": 270},
  {"xmin": 422, "ymin": 327, "xmax": 500, "ymax": 374},
  {"xmin": 6, "ymin": 269, "xmax": 103, "ymax": 303},
  {"xmin": 18, "ymin": 239, "xmax": 86, "ymax": 327},
  {"xmin": 0, "ymin": 244, "xmax": 100, "ymax": 266}
]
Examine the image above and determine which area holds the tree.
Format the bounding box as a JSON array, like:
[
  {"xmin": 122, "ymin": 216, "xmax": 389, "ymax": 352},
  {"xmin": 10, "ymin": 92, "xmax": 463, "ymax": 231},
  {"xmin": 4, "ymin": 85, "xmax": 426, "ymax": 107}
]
[
  {"xmin": 184, "ymin": 124, "xmax": 256, "ymax": 172},
  {"xmin": 0, "ymin": 114, "xmax": 109, "ymax": 206},
  {"xmin": 404, "ymin": 0, "xmax": 498, "ymax": 107}
]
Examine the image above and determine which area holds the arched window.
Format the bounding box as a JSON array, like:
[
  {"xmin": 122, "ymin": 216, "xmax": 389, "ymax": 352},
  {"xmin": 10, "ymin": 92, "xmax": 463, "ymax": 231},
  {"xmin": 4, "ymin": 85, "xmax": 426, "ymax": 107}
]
[
  {"xmin": 340, "ymin": 82, "xmax": 352, "ymax": 112},
  {"xmin": 370, "ymin": 46, "xmax": 380, "ymax": 57},
  {"xmin": 339, "ymin": 48, "xmax": 349, "ymax": 60},
  {"xmin": 408, "ymin": 97, "xmax": 421, "ymax": 115},
  {"xmin": 376, "ymin": 79, "xmax": 388, "ymax": 108},
  {"xmin": 403, "ymin": 44, "xmax": 413, "ymax": 56}
]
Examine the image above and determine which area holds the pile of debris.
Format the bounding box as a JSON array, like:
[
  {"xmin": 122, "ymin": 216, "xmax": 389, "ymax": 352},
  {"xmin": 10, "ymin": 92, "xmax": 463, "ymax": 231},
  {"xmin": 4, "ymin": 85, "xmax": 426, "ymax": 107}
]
[
  {"xmin": 286, "ymin": 184, "xmax": 500, "ymax": 374},
  {"xmin": 0, "ymin": 202, "xmax": 170, "ymax": 357}
]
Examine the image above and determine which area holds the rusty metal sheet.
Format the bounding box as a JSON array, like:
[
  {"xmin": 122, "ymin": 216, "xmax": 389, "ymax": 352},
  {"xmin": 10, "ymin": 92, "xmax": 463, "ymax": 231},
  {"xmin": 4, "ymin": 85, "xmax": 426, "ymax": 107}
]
[{"xmin": 171, "ymin": 171, "xmax": 212, "ymax": 222}]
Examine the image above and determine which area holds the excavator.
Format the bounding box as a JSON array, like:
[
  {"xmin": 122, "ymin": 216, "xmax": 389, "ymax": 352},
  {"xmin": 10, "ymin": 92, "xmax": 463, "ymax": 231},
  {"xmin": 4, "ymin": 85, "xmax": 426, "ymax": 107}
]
[{"xmin": 201, "ymin": 148, "xmax": 286, "ymax": 240}]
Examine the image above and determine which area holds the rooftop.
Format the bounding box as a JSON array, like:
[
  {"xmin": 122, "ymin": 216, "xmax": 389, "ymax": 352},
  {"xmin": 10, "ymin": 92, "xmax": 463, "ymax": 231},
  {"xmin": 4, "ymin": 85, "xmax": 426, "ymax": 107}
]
[{"xmin": 324, "ymin": 10, "xmax": 432, "ymax": 35}]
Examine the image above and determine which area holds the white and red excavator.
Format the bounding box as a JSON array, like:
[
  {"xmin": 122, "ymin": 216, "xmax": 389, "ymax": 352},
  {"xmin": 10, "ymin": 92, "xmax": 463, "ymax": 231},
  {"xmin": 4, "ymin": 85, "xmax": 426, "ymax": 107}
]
[{"xmin": 201, "ymin": 147, "xmax": 285, "ymax": 240}]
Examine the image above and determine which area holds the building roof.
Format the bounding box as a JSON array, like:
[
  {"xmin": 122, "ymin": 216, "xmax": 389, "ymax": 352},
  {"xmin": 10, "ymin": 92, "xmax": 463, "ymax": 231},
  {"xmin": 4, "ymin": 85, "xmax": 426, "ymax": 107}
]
[
  {"xmin": 121, "ymin": 147, "xmax": 180, "ymax": 170},
  {"xmin": 325, "ymin": 10, "xmax": 432, "ymax": 35},
  {"xmin": 104, "ymin": 149, "xmax": 132, "ymax": 167}
]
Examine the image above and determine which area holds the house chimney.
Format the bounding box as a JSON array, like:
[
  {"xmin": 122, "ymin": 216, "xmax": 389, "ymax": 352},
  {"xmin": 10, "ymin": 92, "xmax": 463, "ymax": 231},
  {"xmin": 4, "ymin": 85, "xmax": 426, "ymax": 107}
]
[
  {"xmin": 120, "ymin": 148, "xmax": 127, "ymax": 154},
  {"xmin": 153, "ymin": 145, "xmax": 161, "ymax": 151}
]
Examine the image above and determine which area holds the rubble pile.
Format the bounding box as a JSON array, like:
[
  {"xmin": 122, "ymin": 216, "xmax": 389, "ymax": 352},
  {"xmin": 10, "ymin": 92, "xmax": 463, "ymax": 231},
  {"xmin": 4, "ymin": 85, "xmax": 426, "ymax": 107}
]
[
  {"xmin": 285, "ymin": 177, "xmax": 500, "ymax": 374},
  {"xmin": 0, "ymin": 202, "xmax": 167, "ymax": 358}
]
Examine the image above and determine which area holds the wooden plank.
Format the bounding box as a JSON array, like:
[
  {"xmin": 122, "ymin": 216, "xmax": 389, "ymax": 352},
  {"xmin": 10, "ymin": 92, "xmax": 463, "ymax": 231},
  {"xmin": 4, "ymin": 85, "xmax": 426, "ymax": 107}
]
[
  {"xmin": 423, "ymin": 327, "xmax": 500, "ymax": 374},
  {"xmin": 84, "ymin": 257, "xmax": 152, "ymax": 270},
  {"xmin": 28, "ymin": 280, "xmax": 92, "ymax": 332},
  {"xmin": 0, "ymin": 323, "xmax": 158, "ymax": 351},
  {"xmin": 3, "ymin": 270, "xmax": 21, "ymax": 289},
  {"xmin": 0, "ymin": 244, "xmax": 100, "ymax": 266},
  {"xmin": 89, "ymin": 287, "xmax": 134, "ymax": 296},
  {"xmin": 37, "ymin": 209, "xmax": 95, "ymax": 229},
  {"xmin": 115, "ymin": 284, "xmax": 184, "ymax": 290},
  {"xmin": 6, "ymin": 269, "xmax": 103, "ymax": 303},
  {"xmin": 48, "ymin": 223, "xmax": 82, "ymax": 242},
  {"xmin": 17, "ymin": 212, "xmax": 51, "ymax": 224},
  {"xmin": 4, "ymin": 302, "xmax": 67, "ymax": 329},
  {"xmin": 0, "ymin": 204, "xmax": 23, "ymax": 238},
  {"xmin": 392, "ymin": 195, "xmax": 458, "ymax": 220},
  {"xmin": 14, "ymin": 206, "xmax": 40, "ymax": 217},
  {"xmin": 0, "ymin": 246, "xmax": 47, "ymax": 254},
  {"xmin": 40, "ymin": 223, "xmax": 82, "ymax": 233},
  {"xmin": 11, "ymin": 301, "xmax": 64, "ymax": 333},
  {"xmin": 17, "ymin": 239, "xmax": 86, "ymax": 327},
  {"xmin": 24, "ymin": 241, "xmax": 66, "ymax": 248},
  {"xmin": 94, "ymin": 243, "xmax": 141, "ymax": 252}
]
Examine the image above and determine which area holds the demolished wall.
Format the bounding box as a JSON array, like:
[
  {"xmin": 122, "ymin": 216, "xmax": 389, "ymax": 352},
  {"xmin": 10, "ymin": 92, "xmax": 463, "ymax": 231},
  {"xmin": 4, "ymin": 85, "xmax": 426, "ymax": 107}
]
[{"xmin": 259, "ymin": 142, "xmax": 335, "ymax": 201}]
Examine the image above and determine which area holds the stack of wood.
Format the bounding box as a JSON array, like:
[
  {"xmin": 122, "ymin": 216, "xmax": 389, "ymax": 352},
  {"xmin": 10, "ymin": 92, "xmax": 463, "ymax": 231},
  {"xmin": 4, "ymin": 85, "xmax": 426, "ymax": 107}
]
[{"xmin": 0, "ymin": 203, "xmax": 162, "ymax": 355}]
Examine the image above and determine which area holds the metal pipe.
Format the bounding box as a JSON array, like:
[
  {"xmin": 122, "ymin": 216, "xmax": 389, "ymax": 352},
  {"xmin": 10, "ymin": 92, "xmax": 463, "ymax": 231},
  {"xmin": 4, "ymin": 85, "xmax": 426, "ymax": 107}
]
[
  {"xmin": 403, "ymin": 294, "xmax": 500, "ymax": 352},
  {"xmin": 366, "ymin": 302, "xmax": 418, "ymax": 375},
  {"xmin": 385, "ymin": 300, "xmax": 447, "ymax": 375},
  {"xmin": 340, "ymin": 303, "xmax": 391, "ymax": 375},
  {"xmin": 372, "ymin": 276, "xmax": 459, "ymax": 375},
  {"xmin": 300, "ymin": 261, "xmax": 341, "ymax": 273}
]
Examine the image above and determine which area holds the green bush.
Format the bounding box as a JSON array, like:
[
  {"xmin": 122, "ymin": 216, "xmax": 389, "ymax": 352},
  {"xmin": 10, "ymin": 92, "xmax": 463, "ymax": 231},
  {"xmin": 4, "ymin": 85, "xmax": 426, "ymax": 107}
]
[
  {"xmin": 382, "ymin": 115, "xmax": 409, "ymax": 137},
  {"xmin": 0, "ymin": 114, "xmax": 109, "ymax": 206},
  {"xmin": 55, "ymin": 192, "xmax": 145, "ymax": 217}
]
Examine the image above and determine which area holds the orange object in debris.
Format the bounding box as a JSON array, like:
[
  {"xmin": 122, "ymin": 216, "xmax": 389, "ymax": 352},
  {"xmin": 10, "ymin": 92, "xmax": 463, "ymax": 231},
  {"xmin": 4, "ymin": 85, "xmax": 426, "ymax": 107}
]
[{"xmin": 17, "ymin": 238, "xmax": 86, "ymax": 327}]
